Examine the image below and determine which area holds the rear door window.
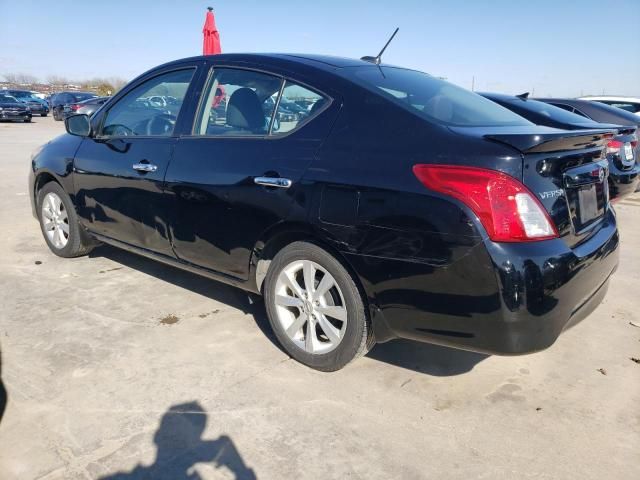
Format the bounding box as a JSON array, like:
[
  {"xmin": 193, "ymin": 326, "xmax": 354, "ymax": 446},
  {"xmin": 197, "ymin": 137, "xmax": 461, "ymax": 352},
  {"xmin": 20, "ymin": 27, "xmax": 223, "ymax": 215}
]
[
  {"xmin": 351, "ymin": 66, "xmax": 532, "ymax": 127},
  {"xmin": 195, "ymin": 68, "xmax": 282, "ymax": 136},
  {"xmin": 194, "ymin": 68, "xmax": 330, "ymax": 137}
]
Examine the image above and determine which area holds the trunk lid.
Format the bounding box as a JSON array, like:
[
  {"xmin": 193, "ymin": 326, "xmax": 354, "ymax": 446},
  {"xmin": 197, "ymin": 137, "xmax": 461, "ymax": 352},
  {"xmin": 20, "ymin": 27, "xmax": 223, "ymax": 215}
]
[{"xmin": 451, "ymin": 126, "xmax": 615, "ymax": 248}]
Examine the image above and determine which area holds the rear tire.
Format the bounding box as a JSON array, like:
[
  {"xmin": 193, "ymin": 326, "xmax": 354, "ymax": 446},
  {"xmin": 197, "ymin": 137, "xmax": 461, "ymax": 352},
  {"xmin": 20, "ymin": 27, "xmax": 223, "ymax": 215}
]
[
  {"xmin": 37, "ymin": 182, "xmax": 94, "ymax": 258},
  {"xmin": 264, "ymin": 241, "xmax": 373, "ymax": 371}
]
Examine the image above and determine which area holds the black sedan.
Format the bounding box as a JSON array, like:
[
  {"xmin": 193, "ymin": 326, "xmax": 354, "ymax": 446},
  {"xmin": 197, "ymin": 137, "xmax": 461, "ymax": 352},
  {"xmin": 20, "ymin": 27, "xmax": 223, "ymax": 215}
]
[
  {"xmin": 29, "ymin": 54, "xmax": 619, "ymax": 371},
  {"xmin": 481, "ymin": 92, "xmax": 639, "ymax": 200},
  {"xmin": 1, "ymin": 89, "xmax": 49, "ymax": 116},
  {"xmin": 0, "ymin": 94, "xmax": 32, "ymax": 122}
]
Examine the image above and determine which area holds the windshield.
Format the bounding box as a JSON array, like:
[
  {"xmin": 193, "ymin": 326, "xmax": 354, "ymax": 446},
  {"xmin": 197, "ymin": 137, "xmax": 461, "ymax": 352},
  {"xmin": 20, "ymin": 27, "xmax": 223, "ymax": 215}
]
[
  {"xmin": 350, "ymin": 66, "xmax": 532, "ymax": 127},
  {"xmin": 8, "ymin": 91, "xmax": 30, "ymax": 98}
]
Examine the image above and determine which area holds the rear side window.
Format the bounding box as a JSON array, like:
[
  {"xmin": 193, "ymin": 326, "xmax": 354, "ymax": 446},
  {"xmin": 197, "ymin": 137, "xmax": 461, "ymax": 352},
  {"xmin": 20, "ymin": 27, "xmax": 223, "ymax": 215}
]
[
  {"xmin": 351, "ymin": 67, "xmax": 532, "ymax": 127},
  {"xmin": 272, "ymin": 81, "xmax": 327, "ymax": 135}
]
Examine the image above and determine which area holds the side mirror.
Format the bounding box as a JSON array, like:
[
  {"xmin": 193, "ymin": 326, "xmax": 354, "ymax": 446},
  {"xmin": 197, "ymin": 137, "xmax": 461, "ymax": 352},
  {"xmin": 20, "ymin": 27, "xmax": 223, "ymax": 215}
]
[{"xmin": 65, "ymin": 114, "xmax": 91, "ymax": 137}]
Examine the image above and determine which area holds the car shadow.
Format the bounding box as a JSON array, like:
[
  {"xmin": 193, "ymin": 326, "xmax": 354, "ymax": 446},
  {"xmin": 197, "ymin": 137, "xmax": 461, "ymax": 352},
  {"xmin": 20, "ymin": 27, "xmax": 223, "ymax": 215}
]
[
  {"xmin": 89, "ymin": 245, "xmax": 487, "ymax": 377},
  {"xmin": 99, "ymin": 401, "xmax": 257, "ymax": 480},
  {"xmin": 88, "ymin": 245, "xmax": 280, "ymax": 349},
  {"xmin": 367, "ymin": 340, "xmax": 488, "ymax": 376}
]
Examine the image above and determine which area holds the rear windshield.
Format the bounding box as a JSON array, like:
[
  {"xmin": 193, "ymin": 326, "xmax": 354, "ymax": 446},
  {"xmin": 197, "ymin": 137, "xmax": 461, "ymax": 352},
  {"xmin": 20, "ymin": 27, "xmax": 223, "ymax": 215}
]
[
  {"xmin": 351, "ymin": 66, "xmax": 532, "ymax": 127},
  {"xmin": 587, "ymin": 101, "xmax": 640, "ymax": 125},
  {"xmin": 501, "ymin": 97, "xmax": 597, "ymax": 125},
  {"xmin": 73, "ymin": 93, "xmax": 97, "ymax": 101}
]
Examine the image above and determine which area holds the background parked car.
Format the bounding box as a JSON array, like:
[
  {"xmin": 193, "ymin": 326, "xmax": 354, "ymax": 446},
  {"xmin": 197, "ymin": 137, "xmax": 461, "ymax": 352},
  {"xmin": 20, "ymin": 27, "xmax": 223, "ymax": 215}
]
[
  {"xmin": 537, "ymin": 97, "xmax": 640, "ymax": 192},
  {"xmin": 50, "ymin": 91, "xmax": 97, "ymax": 121},
  {"xmin": 1, "ymin": 89, "xmax": 49, "ymax": 116},
  {"xmin": 0, "ymin": 93, "xmax": 32, "ymax": 123},
  {"xmin": 64, "ymin": 96, "xmax": 110, "ymax": 118},
  {"xmin": 481, "ymin": 92, "xmax": 639, "ymax": 200},
  {"xmin": 579, "ymin": 96, "xmax": 640, "ymax": 116}
]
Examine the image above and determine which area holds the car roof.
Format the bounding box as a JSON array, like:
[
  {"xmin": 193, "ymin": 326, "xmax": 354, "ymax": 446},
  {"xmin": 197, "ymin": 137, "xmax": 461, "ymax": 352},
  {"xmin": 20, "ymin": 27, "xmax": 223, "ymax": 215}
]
[{"xmin": 158, "ymin": 53, "xmax": 386, "ymax": 73}]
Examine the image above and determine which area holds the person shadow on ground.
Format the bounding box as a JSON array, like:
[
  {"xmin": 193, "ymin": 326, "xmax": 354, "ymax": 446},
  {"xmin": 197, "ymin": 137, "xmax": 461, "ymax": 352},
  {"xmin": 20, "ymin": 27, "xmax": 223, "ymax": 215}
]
[{"xmin": 100, "ymin": 401, "xmax": 256, "ymax": 480}]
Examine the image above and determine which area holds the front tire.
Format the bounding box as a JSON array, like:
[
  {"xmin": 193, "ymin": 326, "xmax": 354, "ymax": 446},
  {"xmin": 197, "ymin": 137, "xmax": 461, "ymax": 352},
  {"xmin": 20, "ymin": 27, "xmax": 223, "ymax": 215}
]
[
  {"xmin": 264, "ymin": 241, "xmax": 373, "ymax": 371},
  {"xmin": 37, "ymin": 182, "xmax": 94, "ymax": 258}
]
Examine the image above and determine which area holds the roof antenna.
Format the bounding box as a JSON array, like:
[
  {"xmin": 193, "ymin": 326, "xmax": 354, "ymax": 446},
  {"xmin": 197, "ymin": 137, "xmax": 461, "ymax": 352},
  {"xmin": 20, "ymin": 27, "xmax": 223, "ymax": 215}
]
[
  {"xmin": 516, "ymin": 92, "xmax": 530, "ymax": 100},
  {"xmin": 361, "ymin": 27, "xmax": 399, "ymax": 65}
]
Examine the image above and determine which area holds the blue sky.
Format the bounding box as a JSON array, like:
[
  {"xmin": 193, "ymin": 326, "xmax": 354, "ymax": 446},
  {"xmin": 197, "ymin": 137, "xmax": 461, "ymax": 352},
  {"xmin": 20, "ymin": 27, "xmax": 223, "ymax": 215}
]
[{"xmin": 0, "ymin": 0, "xmax": 638, "ymax": 96}]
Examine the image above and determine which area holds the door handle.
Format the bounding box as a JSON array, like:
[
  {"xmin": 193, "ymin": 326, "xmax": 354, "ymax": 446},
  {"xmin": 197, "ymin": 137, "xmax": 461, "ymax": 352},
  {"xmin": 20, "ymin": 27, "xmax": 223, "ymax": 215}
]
[
  {"xmin": 132, "ymin": 162, "xmax": 158, "ymax": 173},
  {"xmin": 254, "ymin": 177, "xmax": 292, "ymax": 188}
]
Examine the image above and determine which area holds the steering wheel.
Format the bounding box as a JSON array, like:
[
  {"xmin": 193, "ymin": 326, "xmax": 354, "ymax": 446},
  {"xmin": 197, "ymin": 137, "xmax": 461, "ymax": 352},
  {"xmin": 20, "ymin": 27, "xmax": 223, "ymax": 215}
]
[
  {"xmin": 146, "ymin": 113, "xmax": 176, "ymax": 136},
  {"xmin": 107, "ymin": 124, "xmax": 135, "ymax": 136},
  {"xmin": 148, "ymin": 96, "xmax": 166, "ymax": 108}
]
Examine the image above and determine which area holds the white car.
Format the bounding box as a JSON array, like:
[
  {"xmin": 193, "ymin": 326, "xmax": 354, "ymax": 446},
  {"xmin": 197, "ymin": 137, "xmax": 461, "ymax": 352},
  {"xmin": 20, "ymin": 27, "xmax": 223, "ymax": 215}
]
[{"xmin": 579, "ymin": 96, "xmax": 640, "ymax": 116}]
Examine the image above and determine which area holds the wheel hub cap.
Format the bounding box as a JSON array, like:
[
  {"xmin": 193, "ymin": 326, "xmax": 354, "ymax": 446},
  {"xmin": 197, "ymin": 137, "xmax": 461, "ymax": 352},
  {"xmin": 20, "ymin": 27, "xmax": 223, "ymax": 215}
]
[
  {"xmin": 41, "ymin": 192, "xmax": 69, "ymax": 249},
  {"xmin": 274, "ymin": 260, "xmax": 348, "ymax": 354}
]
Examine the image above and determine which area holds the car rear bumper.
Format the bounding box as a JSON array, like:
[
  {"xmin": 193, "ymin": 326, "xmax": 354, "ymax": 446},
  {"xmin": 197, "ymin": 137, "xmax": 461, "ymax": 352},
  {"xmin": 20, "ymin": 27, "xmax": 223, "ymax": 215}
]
[
  {"xmin": 346, "ymin": 209, "xmax": 619, "ymax": 355},
  {"xmin": 1, "ymin": 111, "xmax": 31, "ymax": 120}
]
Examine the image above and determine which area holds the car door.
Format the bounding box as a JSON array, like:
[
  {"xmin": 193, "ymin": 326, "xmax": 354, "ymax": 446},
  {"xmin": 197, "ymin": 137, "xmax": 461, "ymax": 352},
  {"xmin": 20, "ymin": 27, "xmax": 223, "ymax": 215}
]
[
  {"xmin": 73, "ymin": 64, "xmax": 201, "ymax": 255},
  {"xmin": 165, "ymin": 65, "xmax": 337, "ymax": 279}
]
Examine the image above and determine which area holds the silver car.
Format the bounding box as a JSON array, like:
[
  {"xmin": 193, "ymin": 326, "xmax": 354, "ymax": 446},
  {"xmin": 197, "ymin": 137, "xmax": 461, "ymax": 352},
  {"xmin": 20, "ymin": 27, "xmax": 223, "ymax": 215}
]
[{"xmin": 64, "ymin": 96, "xmax": 110, "ymax": 118}]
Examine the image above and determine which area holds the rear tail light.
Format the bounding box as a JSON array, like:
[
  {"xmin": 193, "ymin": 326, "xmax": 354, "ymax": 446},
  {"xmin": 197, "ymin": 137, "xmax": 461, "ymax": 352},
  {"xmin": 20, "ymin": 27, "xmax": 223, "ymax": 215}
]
[
  {"xmin": 606, "ymin": 139, "xmax": 623, "ymax": 154},
  {"xmin": 412, "ymin": 165, "xmax": 558, "ymax": 242},
  {"xmin": 70, "ymin": 104, "xmax": 80, "ymax": 111}
]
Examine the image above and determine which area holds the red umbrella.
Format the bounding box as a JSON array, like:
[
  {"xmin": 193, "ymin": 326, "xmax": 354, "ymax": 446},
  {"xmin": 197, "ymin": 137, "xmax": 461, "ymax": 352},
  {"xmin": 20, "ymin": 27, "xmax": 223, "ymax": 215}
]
[{"xmin": 202, "ymin": 7, "xmax": 221, "ymax": 55}]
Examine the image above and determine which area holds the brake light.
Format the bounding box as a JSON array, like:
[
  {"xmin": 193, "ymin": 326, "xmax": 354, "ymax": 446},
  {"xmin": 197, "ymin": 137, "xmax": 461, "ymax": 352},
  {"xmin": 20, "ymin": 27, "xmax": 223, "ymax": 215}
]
[
  {"xmin": 70, "ymin": 104, "xmax": 80, "ymax": 111},
  {"xmin": 412, "ymin": 165, "xmax": 558, "ymax": 242},
  {"xmin": 606, "ymin": 139, "xmax": 623, "ymax": 154}
]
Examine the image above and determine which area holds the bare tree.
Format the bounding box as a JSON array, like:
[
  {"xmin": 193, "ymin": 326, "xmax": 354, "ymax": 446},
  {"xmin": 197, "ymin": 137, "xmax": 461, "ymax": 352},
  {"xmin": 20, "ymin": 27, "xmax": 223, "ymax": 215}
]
[
  {"xmin": 2, "ymin": 73, "xmax": 19, "ymax": 83},
  {"xmin": 46, "ymin": 74, "xmax": 69, "ymax": 86},
  {"xmin": 2, "ymin": 73, "xmax": 38, "ymax": 84}
]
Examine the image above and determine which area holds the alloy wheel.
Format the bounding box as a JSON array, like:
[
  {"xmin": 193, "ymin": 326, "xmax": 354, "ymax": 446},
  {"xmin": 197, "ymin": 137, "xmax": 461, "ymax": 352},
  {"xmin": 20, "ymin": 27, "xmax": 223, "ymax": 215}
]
[
  {"xmin": 41, "ymin": 192, "xmax": 69, "ymax": 249},
  {"xmin": 274, "ymin": 260, "xmax": 348, "ymax": 354}
]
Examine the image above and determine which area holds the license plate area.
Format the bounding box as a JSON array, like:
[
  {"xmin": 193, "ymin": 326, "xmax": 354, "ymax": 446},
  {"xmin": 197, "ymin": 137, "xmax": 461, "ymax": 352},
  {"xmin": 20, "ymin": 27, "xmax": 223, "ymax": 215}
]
[
  {"xmin": 624, "ymin": 143, "xmax": 633, "ymax": 160},
  {"xmin": 564, "ymin": 162, "xmax": 608, "ymax": 231}
]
